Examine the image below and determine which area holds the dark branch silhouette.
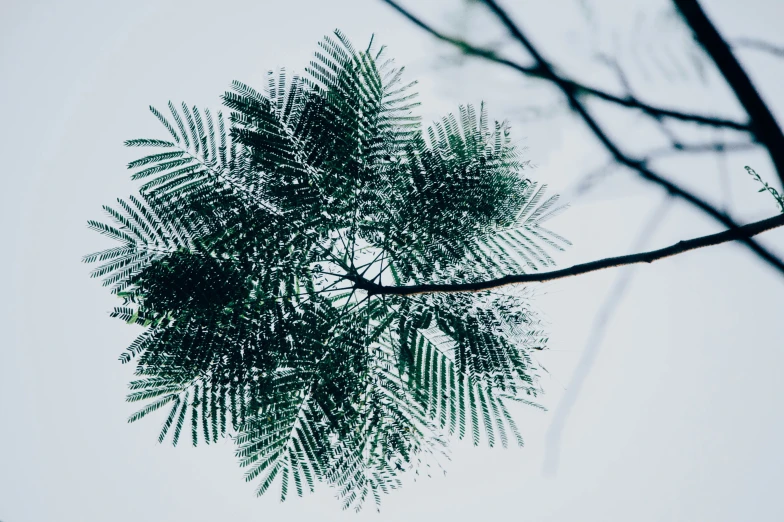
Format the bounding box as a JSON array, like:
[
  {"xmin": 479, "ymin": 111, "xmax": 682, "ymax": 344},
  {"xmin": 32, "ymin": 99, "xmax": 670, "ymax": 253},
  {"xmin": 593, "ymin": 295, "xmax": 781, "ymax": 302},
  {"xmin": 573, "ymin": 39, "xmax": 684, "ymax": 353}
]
[
  {"xmin": 673, "ymin": 0, "xmax": 784, "ymax": 189},
  {"xmin": 354, "ymin": 212, "xmax": 784, "ymax": 296},
  {"xmin": 480, "ymin": 0, "xmax": 784, "ymax": 272},
  {"xmin": 381, "ymin": 0, "xmax": 784, "ymax": 276},
  {"xmin": 381, "ymin": 0, "xmax": 750, "ymax": 131}
]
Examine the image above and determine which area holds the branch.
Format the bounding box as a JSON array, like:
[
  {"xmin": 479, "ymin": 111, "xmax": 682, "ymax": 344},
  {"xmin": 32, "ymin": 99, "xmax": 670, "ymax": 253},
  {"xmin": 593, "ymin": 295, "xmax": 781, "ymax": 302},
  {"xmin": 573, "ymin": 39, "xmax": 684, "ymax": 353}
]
[
  {"xmin": 543, "ymin": 197, "xmax": 672, "ymax": 477},
  {"xmin": 354, "ymin": 213, "xmax": 784, "ymax": 296},
  {"xmin": 673, "ymin": 0, "xmax": 784, "ymax": 189},
  {"xmin": 482, "ymin": 0, "xmax": 784, "ymax": 275},
  {"xmin": 381, "ymin": 0, "xmax": 751, "ymax": 131},
  {"xmin": 383, "ymin": 0, "xmax": 784, "ymax": 276},
  {"xmin": 733, "ymin": 37, "xmax": 784, "ymax": 59},
  {"xmin": 645, "ymin": 140, "xmax": 756, "ymax": 159}
]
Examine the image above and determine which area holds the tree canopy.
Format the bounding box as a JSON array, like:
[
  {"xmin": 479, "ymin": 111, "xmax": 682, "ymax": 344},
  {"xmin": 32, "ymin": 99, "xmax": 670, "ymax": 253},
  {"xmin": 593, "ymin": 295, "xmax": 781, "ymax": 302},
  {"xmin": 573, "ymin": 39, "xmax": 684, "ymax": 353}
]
[{"xmin": 85, "ymin": 30, "xmax": 569, "ymax": 510}]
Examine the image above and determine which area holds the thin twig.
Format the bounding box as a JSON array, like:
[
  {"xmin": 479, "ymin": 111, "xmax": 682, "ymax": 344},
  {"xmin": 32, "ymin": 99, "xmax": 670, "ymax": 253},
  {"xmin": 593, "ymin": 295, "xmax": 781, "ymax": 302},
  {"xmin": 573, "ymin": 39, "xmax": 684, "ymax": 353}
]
[
  {"xmin": 644, "ymin": 140, "xmax": 756, "ymax": 159},
  {"xmin": 352, "ymin": 212, "xmax": 784, "ymax": 296},
  {"xmin": 543, "ymin": 196, "xmax": 672, "ymax": 476},
  {"xmin": 733, "ymin": 37, "xmax": 784, "ymax": 59}
]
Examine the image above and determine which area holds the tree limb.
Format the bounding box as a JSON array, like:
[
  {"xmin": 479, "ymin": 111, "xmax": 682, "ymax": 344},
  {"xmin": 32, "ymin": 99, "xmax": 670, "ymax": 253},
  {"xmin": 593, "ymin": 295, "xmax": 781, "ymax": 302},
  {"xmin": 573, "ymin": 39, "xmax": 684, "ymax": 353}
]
[
  {"xmin": 353, "ymin": 212, "xmax": 784, "ymax": 296},
  {"xmin": 381, "ymin": 0, "xmax": 751, "ymax": 131},
  {"xmin": 382, "ymin": 0, "xmax": 784, "ymax": 276},
  {"xmin": 674, "ymin": 0, "xmax": 784, "ymax": 190},
  {"xmin": 543, "ymin": 196, "xmax": 672, "ymax": 477}
]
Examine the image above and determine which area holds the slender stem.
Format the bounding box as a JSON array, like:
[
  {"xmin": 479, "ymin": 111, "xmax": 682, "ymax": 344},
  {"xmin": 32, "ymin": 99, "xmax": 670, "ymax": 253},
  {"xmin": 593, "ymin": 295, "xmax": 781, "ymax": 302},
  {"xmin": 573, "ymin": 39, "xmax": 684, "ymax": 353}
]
[
  {"xmin": 733, "ymin": 37, "xmax": 784, "ymax": 59},
  {"xmin": 351, "ymin": 213, "xmax": 784, "ymax": 296},
  {"xmin": 644, "ymin": 140, "xmax": 755, "ymax": 159}
]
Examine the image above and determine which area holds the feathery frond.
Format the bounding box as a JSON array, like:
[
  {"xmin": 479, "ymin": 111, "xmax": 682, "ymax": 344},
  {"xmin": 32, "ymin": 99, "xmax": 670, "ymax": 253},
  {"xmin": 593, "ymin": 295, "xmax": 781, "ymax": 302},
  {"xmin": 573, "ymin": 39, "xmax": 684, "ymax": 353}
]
[{"xmin": 85, "ymin": 30, "xmax": 568, "ymax": 510}]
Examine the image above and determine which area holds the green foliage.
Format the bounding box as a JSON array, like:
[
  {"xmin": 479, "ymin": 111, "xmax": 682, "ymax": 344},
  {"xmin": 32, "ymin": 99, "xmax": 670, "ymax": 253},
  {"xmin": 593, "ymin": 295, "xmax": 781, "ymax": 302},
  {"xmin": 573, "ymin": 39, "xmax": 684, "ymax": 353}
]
[
  {"xmin": 85, "ymin": 30, "xmax": 568, "ymax": 510},
  {"xmin": 746, "ymin": 166, "xmax": 784, "ymax": 213}
]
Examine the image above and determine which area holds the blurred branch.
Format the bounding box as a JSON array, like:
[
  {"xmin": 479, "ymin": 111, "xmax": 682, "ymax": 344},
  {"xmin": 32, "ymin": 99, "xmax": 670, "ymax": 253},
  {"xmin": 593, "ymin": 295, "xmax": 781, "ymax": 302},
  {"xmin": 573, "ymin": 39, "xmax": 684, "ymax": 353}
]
[
  {"xmin": 567, "ymin": 160, "xmax": 619, "ymax": 198},
  {"xmin": 543, "ymin": 196, "xmax": 673, "ymax": 477},
  {"xmin": 733, "ymin": 37, "xmax": 784, "ymax": 59},
  {"xmin": 674, "ymin": 0, "xmax": 784, "ymax": 189},
  {"xmin": 716, "ymin": 136, "xmax": 734, "ymax": 211},
  {"xmin": 558, "ymin": 138, "xmax": 753, "ymax": 199},
  {"xmin": 382, "ymin": 0, "xmax": 750, "ymax": 131},
  {"xmin": 382, "ymin": 0, "xmax": 784, "ymax": 275},
  {"xmin": 355, "ymin": 212, "xmax": 784, "ymax": 296},
  {"xmin": 645, "ymin": 140, "xmax": 756, "ymax": 159}
]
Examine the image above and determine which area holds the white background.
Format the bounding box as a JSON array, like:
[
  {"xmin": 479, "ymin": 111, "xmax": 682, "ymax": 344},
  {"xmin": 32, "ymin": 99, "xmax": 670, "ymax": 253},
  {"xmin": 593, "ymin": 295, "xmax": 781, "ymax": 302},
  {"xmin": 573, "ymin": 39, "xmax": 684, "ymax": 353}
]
[{"xmin": 2, "ymin": 0, "xmax": 784, "ymax": 520}]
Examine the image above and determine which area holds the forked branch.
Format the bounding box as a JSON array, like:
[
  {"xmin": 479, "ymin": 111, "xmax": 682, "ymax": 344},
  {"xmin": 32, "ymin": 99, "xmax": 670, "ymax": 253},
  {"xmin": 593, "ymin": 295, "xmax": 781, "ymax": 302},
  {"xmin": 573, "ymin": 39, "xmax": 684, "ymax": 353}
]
[{"xmin": 381, "ymin": 0, "xmax": 784, "ymax": 276}]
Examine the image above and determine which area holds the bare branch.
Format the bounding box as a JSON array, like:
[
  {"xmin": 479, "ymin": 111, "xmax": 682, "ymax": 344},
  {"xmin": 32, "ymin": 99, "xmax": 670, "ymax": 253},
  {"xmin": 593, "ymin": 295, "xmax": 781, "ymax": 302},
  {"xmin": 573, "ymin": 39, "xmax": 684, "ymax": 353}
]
[
  {"xmin": 674, "ymin": 0, "xmax": 784, "ymax": 189},
  {"xmin": 381, "ymin": 0, "xmax": 751, "ymax": 131},
  {"xmin": 645, "ymin": 140, "xmax": 756, "ymax": 159},
  {"xmin": 354, "ymin": 212, "xmax": 784, "ymax": 296},
  {"xmin": 733, "ymin": 37, "xmax": 784, "ymax": 59},
  {"xmin": 543, "ymin": 197, "xmax": 672, "ymax": 477},
  {"xmin": 382, "ymin": 0, "xmax": 784, "ymax": 275},
  {"xmin": 482, "ymin": 0, "xmax": 784, "ymax": 274}
]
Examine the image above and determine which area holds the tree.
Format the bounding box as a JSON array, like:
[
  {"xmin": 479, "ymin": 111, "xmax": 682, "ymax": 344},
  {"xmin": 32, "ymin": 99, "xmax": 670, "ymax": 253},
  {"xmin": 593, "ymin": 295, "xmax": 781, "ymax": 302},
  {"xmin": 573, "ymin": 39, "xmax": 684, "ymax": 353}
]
[
  {"xmin": 378, "ymin": 0, "xmax": 784, "ymax": 475},
  {"xmin": 85, "ymin": 31, "xmax": 570, "ymax": 510},
  {"xmin": 86, "ymin": 6, "xmax": 784, "ymax": 511}
]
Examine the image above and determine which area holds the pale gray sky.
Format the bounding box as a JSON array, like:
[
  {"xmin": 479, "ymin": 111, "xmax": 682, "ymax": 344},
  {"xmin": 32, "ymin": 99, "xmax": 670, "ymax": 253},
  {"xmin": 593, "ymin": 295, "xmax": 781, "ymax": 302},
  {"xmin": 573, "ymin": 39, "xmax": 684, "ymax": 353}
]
[{"xmin": 2, "ymin": 0, "xmax": 784, "ymax": 520}]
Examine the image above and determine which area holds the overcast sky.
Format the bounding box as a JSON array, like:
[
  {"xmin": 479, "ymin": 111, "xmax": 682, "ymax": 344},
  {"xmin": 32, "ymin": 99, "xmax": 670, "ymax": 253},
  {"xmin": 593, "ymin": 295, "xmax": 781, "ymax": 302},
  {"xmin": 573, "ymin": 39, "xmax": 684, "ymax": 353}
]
[{"xmin": 3, "ymin": 0, "xmax": 784, "ymax": 521}]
